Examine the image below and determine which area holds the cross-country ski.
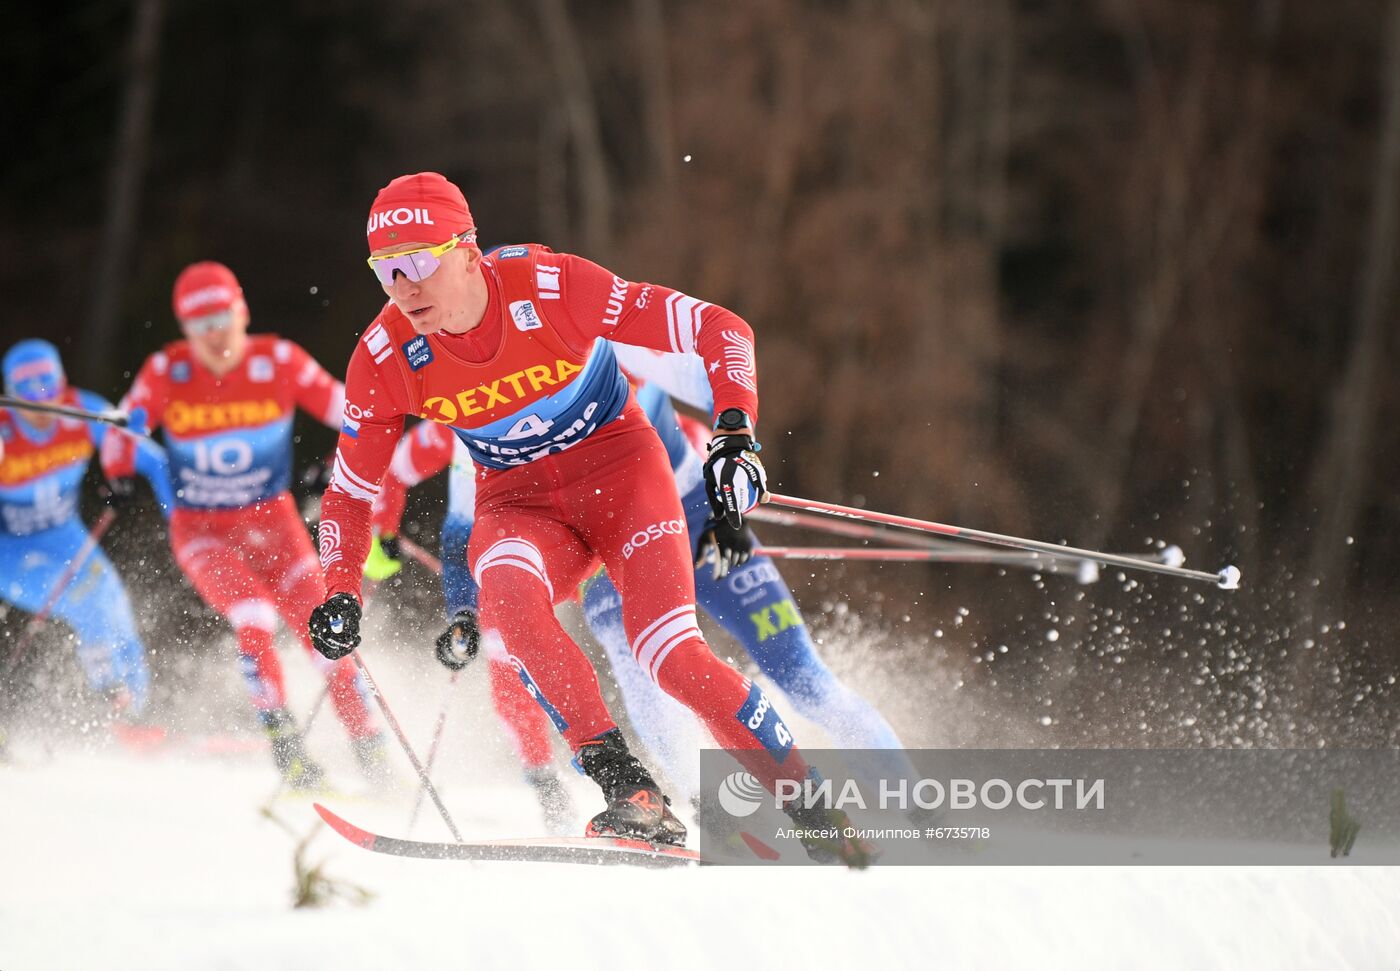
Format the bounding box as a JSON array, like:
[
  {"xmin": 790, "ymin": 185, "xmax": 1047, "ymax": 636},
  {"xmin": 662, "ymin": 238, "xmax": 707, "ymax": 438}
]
[{"xmin": 314, "ymin": 801, "xmax": 700, "ymax": 868}]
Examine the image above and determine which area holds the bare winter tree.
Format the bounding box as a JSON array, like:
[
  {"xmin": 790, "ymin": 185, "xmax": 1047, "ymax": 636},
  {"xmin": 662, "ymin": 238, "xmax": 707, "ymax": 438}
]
[
  {"xmin": 534, "ymin": 0, "xmax": 615, "ymax": 258},
  {"xmin": 1303, "ymin": 0, "xmax": 1400, "ymax": 611},
  {"xmin": 86, "ymin": 0, "xmax": 165, "ymax": 372}
]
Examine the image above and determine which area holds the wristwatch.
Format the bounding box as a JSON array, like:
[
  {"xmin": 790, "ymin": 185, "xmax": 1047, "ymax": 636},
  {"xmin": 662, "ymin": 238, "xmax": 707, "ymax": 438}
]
[{"xmin": 713, "ymin": 408, "xmax": 751, "ymax": 432}]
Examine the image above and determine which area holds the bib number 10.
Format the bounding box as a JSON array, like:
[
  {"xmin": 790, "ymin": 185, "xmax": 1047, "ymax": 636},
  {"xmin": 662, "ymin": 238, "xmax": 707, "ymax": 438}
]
[{"xmin": 192, "ymin": 438, "xmax": 253, "ymax": 475}]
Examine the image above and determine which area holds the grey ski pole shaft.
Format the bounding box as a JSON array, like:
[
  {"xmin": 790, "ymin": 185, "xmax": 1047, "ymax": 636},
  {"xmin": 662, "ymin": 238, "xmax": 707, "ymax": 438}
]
[
  {"xmin": 767, "ymin": 493, "xmax": 1241, "ymax": 590},
  {"xmin": 351, "ymin": 652, "xmax": 463, "ymax": 842},
  {"xmin": 394, "ymin": 535, "xmax": 460, "ymax": 834},
  {"xmin": 0, "ymin": 395, "xmax": 144, "ymax": 433},
  {"xmin": 406, "ymin": 670, "xmax": 461, "ymax": 834}
]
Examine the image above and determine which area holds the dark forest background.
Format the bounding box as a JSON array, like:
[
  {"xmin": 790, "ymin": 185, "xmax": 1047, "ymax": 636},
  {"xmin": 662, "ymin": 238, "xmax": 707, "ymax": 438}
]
[{"xmin": 3, "ymin": 0, "xmax": 1399, "ymax": 745}]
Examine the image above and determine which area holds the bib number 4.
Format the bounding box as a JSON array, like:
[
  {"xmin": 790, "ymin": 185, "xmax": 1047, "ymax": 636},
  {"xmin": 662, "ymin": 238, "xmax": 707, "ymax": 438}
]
[{"xmin": 501, "ymin": 413, "xmax": 555, "ymax": 441}]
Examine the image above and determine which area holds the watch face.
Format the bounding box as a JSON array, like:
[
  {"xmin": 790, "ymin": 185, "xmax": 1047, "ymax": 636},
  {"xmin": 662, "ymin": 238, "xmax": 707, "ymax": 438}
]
[{"xmin": 718, "ymin": 408, "xmax": 748, "ymax": 430}]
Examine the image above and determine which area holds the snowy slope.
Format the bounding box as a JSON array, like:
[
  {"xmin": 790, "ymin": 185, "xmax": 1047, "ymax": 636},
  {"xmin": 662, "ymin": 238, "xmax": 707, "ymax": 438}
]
[
  {"xmin": 4, "ymin": 740, "xmax": 1400, "ymax": 970},
  {"xmin": 3, "ymin": 623, "xmax": 1400, "ymax": 971}
]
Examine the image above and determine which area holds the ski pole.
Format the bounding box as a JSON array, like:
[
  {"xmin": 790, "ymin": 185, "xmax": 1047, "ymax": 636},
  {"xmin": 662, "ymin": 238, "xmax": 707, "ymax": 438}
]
[
  {"xmin": 747, "ymin": 505, "xmax": 1184, "ymax": 578},
  {"xmin": 391, "ymin": 535, "xmax": 461, "ymax": 834},
  {"xmin": 350, "ymin": 652, "xmax": 463, "ymax": 842},
  {"xmin": 754, "ymin": 545, "xmax": 1104, "ymax": 566},
  {"xmin": 765, "ymin": 493, "xmax": 1241, "ymax": 590},
  {"xmin": 757, "ymin": 545, "xmax": 1051, "ymax": 562},
  {"xmin": 397, "ymin": 536, "xmax": 443, "ymax": 574},
  {"xmin": 1, "ymin": 509, "xmax": 118, "ymax": 680},
  {"xmin": 406, "ymin": 670, "xmax": 461, "ymax": 834},
  {"xmin": 754, "ymin": 543, "xmax": 1185, "ymax": 574},
  {"xmin": 0, "ymin": 396, "xmax": 139, "ymax": 432},
  {"xmin": 296, "ymin": 680, "xmax": 333, "ymax": 740},
  {"xmin": 748, "ymin": 505, "xmax": 952, "ymax": 550}
]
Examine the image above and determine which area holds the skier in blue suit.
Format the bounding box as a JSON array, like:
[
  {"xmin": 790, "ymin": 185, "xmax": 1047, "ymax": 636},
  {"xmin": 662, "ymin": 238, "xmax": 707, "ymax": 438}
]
[{"xmin": 0, "ymin": 340, "xmax": 172, "ymax": 729}]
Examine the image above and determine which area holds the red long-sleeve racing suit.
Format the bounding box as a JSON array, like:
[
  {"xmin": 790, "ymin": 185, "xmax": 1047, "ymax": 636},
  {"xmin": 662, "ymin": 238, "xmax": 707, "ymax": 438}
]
[
  {"xmin": 103, "ymin": 336, "xmax": 377, "ymax": 738},
  {"xmin": 320, "ymin": 245, "xmax": 808, "ymax": 789}
]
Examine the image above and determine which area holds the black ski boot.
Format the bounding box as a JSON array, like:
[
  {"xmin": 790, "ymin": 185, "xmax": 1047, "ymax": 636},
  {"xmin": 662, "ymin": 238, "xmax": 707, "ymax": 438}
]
[
  {"xmin": 260, "ymin": 708, "xmax": 326, "ymax": 791},
  {"xmin": 525, "ymin": 767, "xmax": 577, "ymax": 836},
  {"xmin": 785, "ymin": 802, "xmax": 873, "ymax": 869},
  {"xmin": 577, "ymin": 730, "xmax": 687, "ymax": 845}
]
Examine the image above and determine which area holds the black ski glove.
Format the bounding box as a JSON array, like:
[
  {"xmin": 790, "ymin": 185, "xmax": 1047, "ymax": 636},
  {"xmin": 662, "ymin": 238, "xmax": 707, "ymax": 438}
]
[
  {"xmin": 379, "ymin": 533, "xmax": 402, "ymax": 563},
  {"xmin": 703, "ymin": 434, "xmax": 768, "ymax": 530},
  {"xmin": 309, "ymin": 592, "xmax": 362, "ymax": 660},
  {"xmin": 694, "ymin": 517, "xmax": 758, "ymax": 581},
  {"xmin": 434, "ymin": 609, "xmax": 481, "ymax": 671}
]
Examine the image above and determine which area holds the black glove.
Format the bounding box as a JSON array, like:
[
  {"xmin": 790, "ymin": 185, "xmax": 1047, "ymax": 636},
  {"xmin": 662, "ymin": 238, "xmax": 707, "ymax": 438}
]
[
  {"xmin": 694, "ymin": 517, "xmax": 757, "ymax": 580},
  {"xmin": 308, "ymin": 592, "xmax": 362, "ymax": 660},
  {"xmin": 434, "ymin": 610, "xmax": 481, "ymax": 671},
  {"xmin": 379, "ymin": 533, "xmax": 402, "ymax": 562},
  {"xmin": 102, "ymin": 476, "xmax": 137, "ymax": 509},
  {"xmin": 703, "ymin": 434, "xmax": 768, "ymax": 530}
]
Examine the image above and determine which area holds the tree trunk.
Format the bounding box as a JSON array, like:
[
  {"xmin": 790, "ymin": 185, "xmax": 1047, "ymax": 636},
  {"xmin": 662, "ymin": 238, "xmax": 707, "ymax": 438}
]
[
  {"xmin": 1302, "ymin": 0, "xmax": 1400, "ymax": 604},
  {"xmin": 736, "ymin": 26, "xmax": 806, "ymax": 316},
  {"xmin": 632, "ymin": 0, "xmax": 677, "ymax": 196},
  {"xmin": 1082, "ymin": 16, "xmax": 1215, "ymax": 551},
  {"xmin": 86, "ymin": 0, "xmax": 165, "ymax": 375},
  {"xmin": 535, "ymin": 0, "xmax": 614, "ymax": 257},
  {"xmin": 538, "ymin": 106, "xmax": 569, "ymax": 246}
]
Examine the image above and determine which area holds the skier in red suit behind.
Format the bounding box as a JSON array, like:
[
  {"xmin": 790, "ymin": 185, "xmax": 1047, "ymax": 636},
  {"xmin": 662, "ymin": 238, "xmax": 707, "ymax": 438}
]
[
  {"xmin": 307, "ymin": 172, "xmax": 866, "ymax": 865},
  {"xmin": 102, "ymin": 261, "xmax": 386, "ymax": 790}
]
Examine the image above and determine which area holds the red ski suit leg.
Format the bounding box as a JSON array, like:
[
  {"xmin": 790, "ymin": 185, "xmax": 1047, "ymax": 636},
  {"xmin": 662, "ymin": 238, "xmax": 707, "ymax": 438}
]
[
  {"xmin": 170, "ymin": 494, "xmax": 377, "ymax": 738},
  {"xmin": 470, "ymin": 413, "xmax": 810, "ymax": 793},
  {"xmin": 471, "ymin": 495, "xmax": 615, "ymax": 747}
]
